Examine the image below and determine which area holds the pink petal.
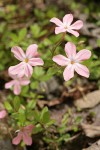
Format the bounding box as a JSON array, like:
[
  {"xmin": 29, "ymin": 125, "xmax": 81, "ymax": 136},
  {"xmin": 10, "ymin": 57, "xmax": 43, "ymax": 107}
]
[
  {"xmin": 11, "ymin": 46, "xmax": 25, "ymax": 61},
  {"xmin": 75, "ymin": 49, "xmax": 91, "ymax": 61},
  {"xmin": 0, "ymin": 110, "xmax": 7, "ymax": 119},
  {"xmin": 20, "ymin": 78, "xmax": 30, "ymax": 86},
  {"xmin": 63, "ymin": 64, "xmax": 74, "ymax": 81},
  {"xmin": 24, "ymin": 64, "xmax": 33, "ymax": 77},
  {"xmin": 12, "ymin": 132, "xmax": 22, "ymax": 145},
  {"xmin": 13, "ymin": 83, "xmax": 21, "ymax": 95},
  {"xmin": 55, "ymin": 27, "xmax": 66, "ymax": 34},
  {"xmin": 70, "ymin": 20, "xmax": 83, "ymax": 30},
  {"xmin": 50, "ymin": 17, "xmax": 63, "ymax": 27},
  {"xmin": 18, "ymin": 69, "xmax": 25, "ymax": 78},
  {"xmin": 8, "ymin": 62, "xmax": 25, "ymax": 76},
  {"xmin": 67, "ymin": 29, "xmax": 79, "ymax": 37},
  {"xmin": 53, "ymin": 55, "xmax": 69, "ymax": 66},
  {"xmin": 26, "ymin": 44, "xmax": 38, "ymax": 59},
  {"xmin": 8, "ymin": 73, "xmax": 17, "ymax": 79},
  {"xmin": 24, "ymin": 125, "xmax": 34, "ymax": 134},
  {"xmin": 74, "ymin": 63, "xmax": 89, "ymax": 78},
  {"xmin": 29, "ymin": 58, "xmax": 44, "ymax": 66},
  {"xmin": 23, "ymin": 132, "xmax": 32, "ymax": 146},
  {"xmin": 63, "ymin": 14, "xmax": 73, "ymax": 26},
  {"xmin": 65, "ymin": 42, "xmax": 76, "ymax": 58},
  {"xmin": 5, "ymin": 80, "xmax": 15, "ymax": 89}
]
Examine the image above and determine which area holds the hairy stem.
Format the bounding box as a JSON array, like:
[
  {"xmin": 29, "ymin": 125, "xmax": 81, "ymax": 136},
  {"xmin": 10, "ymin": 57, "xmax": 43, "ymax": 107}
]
[{"xmin": 51, "ymin": 32, "xmax": 66, "ymax": 57}]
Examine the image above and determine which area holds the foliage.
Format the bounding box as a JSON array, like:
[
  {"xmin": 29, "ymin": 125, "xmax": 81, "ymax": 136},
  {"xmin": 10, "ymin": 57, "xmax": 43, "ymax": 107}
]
[{"xmin": 0, "ymin": 0, "xmax": 100, "ymax": 149}]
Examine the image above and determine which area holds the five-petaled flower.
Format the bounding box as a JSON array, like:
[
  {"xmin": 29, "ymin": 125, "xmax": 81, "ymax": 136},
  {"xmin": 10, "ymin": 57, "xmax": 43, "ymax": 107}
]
[
  {"xmin": 9, "ymin": 44, "xmax": 44, "ymax": 78},
  {"xmin": 50, "ymin": 14, "xmax": 83, "ymax": 37},
  {"xmin": 0, "ymin": 110, "xmax": 7, "ymax": 119},
  {"xmin": 12, "ymin": 125, "xmax": 34, "ymax": 146},
  {"xmin": 53, "ymin": 42, "xmax": 91, "ymax": 81},
  {"xmin": 5, "ymin": 74, "xmax": 30, "ymax": 95}
]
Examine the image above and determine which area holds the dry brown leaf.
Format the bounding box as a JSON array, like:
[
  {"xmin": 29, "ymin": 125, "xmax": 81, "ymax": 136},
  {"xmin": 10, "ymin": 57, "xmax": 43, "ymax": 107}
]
[
  {"xmin": 81, "ymin": 123, "xmax": 100, "ymax": 138},
  {"xmin": 74, "ymin": 90, "xmax": 100, "ymax": 109},
  {"xmin": 37, "ymin": 98, "xmax": 63, "ymax": 108},
  {"xmin": 83, "ymin": 140, "xmax": 100, "ymax": 150}
]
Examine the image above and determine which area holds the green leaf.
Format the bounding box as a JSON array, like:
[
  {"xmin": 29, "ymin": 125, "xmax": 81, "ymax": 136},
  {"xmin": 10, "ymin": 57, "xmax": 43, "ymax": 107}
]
[
  {"xmin": 18, "ymin": 28, "xmax": 27, "ymax": 41},
  {"xmin": 75, "ymin": 116, "xmax": 82, "ymax": 124},
  {"xmin": 57, "ymin": 134, "xmax": 70, "ymax": 142},
  {"xmin": 30, "ymin": 81, "xmax": 39, "ymax": 89},
  {"xmin": 34, "ymin": 67, "xmax": 45, "ymax": 77},
  {"xmin": 30, "ymin": 24, "xmax": 40, "ymax": 38},
  {"xmin": 47, "ymin": 67, "xmax": 59, "ymax": 76},
  {"xmin": 39, "ymin": 74, "xmax": 52, "ymax": 81},
  {"xmin": 10, "ymin": 33, "xmax": 18, "ymax": 43},
  {"xmin": 72, "ymin": 126, "xmax": 79, "ymax": 132},
  {"xmin": 21, "ymin": 86, "xmax": 29, "ymax": 96},
  {"xmin": 40, "ymin": 107, "xmax": 50, "ymax": 124},
  {"xmin": 18, "ymin": 108, "xmax": 26, "ymax": 125},
  {"xmin": 32, "ymin": 124, "xmax": 43, "ymax": 134},
  {"xmin": 4, "ymin": 101, "xmax": 13, "ymax": 112},
  {"xmin": 33, "ymin": 110, "xmax": 40, "ymax": 122},
  {"xmin": 18, "ymin": 113, "xmax": 26, "ymax": 125},
  {"xmin": 27, "ymin": 99, "xmax": 36, "ymax": 109},
  {"xmin": 58, "ymin": 125, "xmax": 67, "ymax": 134},
  {"xmin": 25, "ymin": 109, "xmax": 34, "ymax": 120},
  {"xmin": 62, "ymin": 113, "xmax": 69, "ymax": 125},
  {"xmin": 33, "ymin": 67, "xmax": 45, "ymax": 79},
  {"xmin": 13, "ymin": 96, "xmax": 20, "ymax": 111},
  {"xmin": 46, "ymin": 119, "xmax": 55, "ymax": 127}
]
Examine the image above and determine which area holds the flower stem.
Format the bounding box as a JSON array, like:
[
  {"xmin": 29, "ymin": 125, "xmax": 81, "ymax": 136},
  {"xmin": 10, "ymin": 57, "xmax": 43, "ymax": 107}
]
[{"xmin": 51, "ymin": 32, "xmax": 66, "ymax": 57}]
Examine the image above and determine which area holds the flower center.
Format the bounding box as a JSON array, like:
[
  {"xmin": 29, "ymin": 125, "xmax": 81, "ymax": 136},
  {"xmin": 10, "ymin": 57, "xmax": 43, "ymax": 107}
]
[
  {"xmin": 71, "ymin": 60, "xmax": 75, "ymax": 64},
  {"xmin": 63, "ymin": 23, "xmax": 69, "ymax": 29},
  {"xmin": 24, "ymin": 58, "xmax": 29, "ymax": 63},
  {"xmin": 64, "ymin": 25, "xmax": 67, "ymax": 29}
]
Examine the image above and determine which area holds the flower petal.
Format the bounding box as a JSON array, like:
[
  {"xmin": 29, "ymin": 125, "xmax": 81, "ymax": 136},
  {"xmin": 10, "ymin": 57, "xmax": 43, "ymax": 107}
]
[
  {"xmin": 25, "ymin": 64, "xmax": 33, "ymax": 77},
  {"xmin": 24, "ymin": 125, "xmax": 34, "ymax": 134},
  {"xmin": 53, "ymin": 55, "xmax": 69, "ymax": 66},
  {"xmin": 20, "ymin": 78, "xmax": 30, "ymax": 86},
  {"xmin": 13, "ymin": 83, "xmax": 21, "ymax": 95},
  {"xmin": 67, "ymin": 29, "xmax": 79, "ymax": 37},
  {"xmin": 26, "ymin": 44, "xmax": 38, "ymax": 59},
  {"xmin": 75, "ymin": 49, "xmax": 91, "ymax": 61},
  {"xmin": 55, "ymin": 27, "xmax": 66, "ymax": 34},
  {"xmin": 8, "ymin": 62, "xmax": 25, "ymax": 76},
  {"xmin": 0, "ymin": 110, "xmax": 7, "ymax": 119},
  {"xmin": 23, "ymin": 132, "xmax": 32, "ymax": 146},
  {"xmin": 29, "ymin": 58, "xmax": 44, "ymax": 66},
  {"xmin": 63, "ymin": 14, "xmax": 73, "ymax": 26},
  {"xmin": 63, "ymin": 64, "xmax": 74, "ymax": 81},
  {"xmin": 12, "ymin": 132, "xmax": 22, "ymax": 145},
  {"xmin": 11, "ymin": 46, "xmax": 25, "ymax": 61},
  {"xmin": 5, "ymin": 80, "xmax": 15, "ymax": 89},
  {"xmin": 75, "ymin": 63, "xmax": 89, "ymax": 78},
  {"xmin": 65, "ymin": 42, "xmax": 76, "ymax": 58},
  {"xmin": 50, "ymin": 17, "xmax": 63, "ymax": 27},
  {"xmin": 70, "ymin": 20, "xmax": 83, "ymax": 30}
]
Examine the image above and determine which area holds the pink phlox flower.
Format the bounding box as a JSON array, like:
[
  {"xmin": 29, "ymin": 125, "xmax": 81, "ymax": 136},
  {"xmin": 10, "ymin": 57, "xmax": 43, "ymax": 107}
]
[
  {"xmin": 5, "ymin": 74, "xmax": 30, "ymax": 95},
  {"xmin": 53, "ymin": 42, "xmax": 91, "ymax": 81},
  {"xmin": 9, "ymin": 44, "xmax": 44, "ymax": 78},
  {"xmin": 50, "ymin": 14, "xmax": 83, "ymax": 37},
  {"xmin": 0, "ymin": 110, "xmax": 7, "ymax": 119},
  {"xmin": 12, "ymin": 125, "xmax": 34, "ymax": 146}
]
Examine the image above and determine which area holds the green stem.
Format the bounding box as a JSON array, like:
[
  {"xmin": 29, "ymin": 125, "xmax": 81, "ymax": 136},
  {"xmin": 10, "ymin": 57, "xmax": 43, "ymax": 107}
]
[{"xmin": 51, "ymin": 32, "xmax": 66, "ymax": 57}]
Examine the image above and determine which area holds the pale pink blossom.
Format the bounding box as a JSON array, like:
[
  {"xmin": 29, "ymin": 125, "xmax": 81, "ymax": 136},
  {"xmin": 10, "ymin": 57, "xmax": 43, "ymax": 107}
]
[
  {"xmin": 5, "ymin": 74, "xmax": 30, "ymax": 95},
  {"xmin": 50, "ymin": 14, "xmax": 83, "ymax": 37},
  {"xmin": 0, "ymin": 110, "xmax": 7, "ymax": 119},
  {"xmin": 9, "ymin": 44, "xmax": 44, "ymax": 78},
  {"xmin": 53, "ymin": 42, "xmax": 91, "ymax": 81},
  {"xmin": 12, "ymin": 125, "xmax": 34, "ymax": 146}
]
